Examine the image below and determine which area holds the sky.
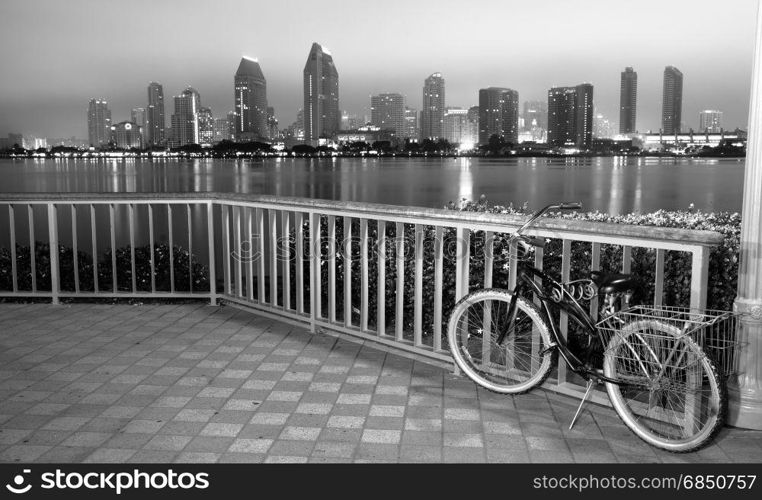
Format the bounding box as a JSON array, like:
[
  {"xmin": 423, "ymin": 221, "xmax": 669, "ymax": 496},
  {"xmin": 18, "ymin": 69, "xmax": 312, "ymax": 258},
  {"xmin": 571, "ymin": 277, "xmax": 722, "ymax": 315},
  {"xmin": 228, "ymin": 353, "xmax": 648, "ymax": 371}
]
[{"xmin": 0, "ymin": 0, "xmax": 758, "ymax": 139}]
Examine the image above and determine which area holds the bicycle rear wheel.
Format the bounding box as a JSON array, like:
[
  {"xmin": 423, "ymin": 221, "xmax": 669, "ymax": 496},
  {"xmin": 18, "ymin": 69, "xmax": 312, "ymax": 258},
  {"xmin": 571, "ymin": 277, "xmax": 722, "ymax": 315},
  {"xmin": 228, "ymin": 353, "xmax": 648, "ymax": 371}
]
[
  {"xmin": 603, "ymin": 319, "xmax": 726, "ymax": 452},
  {"xmin": 447, "ymin": 289, "xmax": 554, "ymax": 394}
]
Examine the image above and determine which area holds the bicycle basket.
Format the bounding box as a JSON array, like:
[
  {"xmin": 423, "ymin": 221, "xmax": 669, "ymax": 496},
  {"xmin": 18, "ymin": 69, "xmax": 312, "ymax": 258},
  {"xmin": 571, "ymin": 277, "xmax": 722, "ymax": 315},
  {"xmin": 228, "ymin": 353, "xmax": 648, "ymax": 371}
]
[{"xmin": 596, "ymin": 305, "xmax": 744, "ymax": 378}]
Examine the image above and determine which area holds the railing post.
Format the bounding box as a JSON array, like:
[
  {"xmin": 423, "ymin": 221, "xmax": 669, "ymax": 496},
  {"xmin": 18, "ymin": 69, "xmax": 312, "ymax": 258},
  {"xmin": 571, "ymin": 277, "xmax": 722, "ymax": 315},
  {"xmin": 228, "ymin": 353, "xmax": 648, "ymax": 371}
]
[
  {"xmin": 207, "ymin": 201, "xmax": 217, "ymax": 305},
  {"xmin": 47, "ymin": 203, "xmax": 59, "ymax": 304},
  {"xmin": 730, "ymin": 0, "xmax": 762, "ymax": 430},
  {"xmin": 689, "ymin": 245, "xmax": 709, "ymax": 312}
]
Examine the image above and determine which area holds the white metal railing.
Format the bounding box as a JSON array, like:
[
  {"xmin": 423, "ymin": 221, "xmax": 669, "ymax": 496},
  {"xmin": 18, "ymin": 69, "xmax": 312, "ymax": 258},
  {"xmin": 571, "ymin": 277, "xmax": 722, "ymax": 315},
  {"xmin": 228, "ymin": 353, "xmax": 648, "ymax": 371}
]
[{"xmin": 0, "ymin": 192, "xmax": 724, "ymax": 402}]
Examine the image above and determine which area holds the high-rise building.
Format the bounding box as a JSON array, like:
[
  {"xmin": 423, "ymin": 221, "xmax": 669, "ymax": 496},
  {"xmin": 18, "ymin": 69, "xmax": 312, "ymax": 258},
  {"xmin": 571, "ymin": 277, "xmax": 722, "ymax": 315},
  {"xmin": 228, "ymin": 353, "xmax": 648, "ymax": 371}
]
[
  {"xmin": 522, "ymin": 101, "xmax": 547, "ymax": 131},
  {"xmin": 370, "ymin": 93, "xmax": 405, "ymax": 138},
  {"xmin": 443, "ymin": 107, "xmax": 477, "ymax": 146},
  {"xmin": 146, "ymin": 82, "xmax": 165, "ymax": 146},
  {"xmin": 131, "ymin": 107, "xmax": 146, "ymax": 131},
  {"xmin": 421, "ymin": 73, "xmax": 445, "ymax": 140},
  {"xmin": 213, "ymin": 117, "xmax": 232, "ymax": 143},
  {"xmin": 619, "ymin": 67, "xmax": 637, "ymax": 134},
  {"xmin": 303, "ymin": 42, "xmax": 339, "ymax": 143},
  {"xmin": 594, "ymin": 109, "xmax": 615, "ymax": 139},
  {"xmin": 547, "ymin": 84, "xmax": 594, "ymax": 149},
  {"xmin": 171, "ymin": 87, "xmax": 201, "ymax": 147},
  {"xmin": 198, "ymin": 107, "xmax": 214, "ymax": 146},
  {"xmin": 109, "ymin": 121, "xmax": 142, "ymax": 149},
  {"xmin": 662, "ymin": 66, "xmax": 683, "ymax": 135},
  {"xmin": 234, "ymin": 56, "xmax": 268, "ymax": 141},
  {"xmin": 699, "ymin": 110, "xmax": 723, "ymax": 133},
  {"xmin": 403, "ymin": 107, "xmax": 418, "ymax": 141},
  {"xmin": 267, "ymin": 106, "xmax": 279, "ymax": 140},
  {"xmin": 226, "ymin": 111, "xmax": 237, "ymax": 141},
  {"xmin": 478, "ymin": 87, "xmax": 519, "ymax": 145},
  {"xmin": 87, "ymin": 99, "xmax": 111, "ymax": 147}
]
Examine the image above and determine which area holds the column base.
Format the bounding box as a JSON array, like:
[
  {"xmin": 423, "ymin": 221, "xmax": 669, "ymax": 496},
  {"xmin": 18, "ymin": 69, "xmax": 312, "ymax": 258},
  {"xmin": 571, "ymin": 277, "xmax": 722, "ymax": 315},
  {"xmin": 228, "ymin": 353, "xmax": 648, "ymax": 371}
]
[{"xmin": 727, "ymin": 385, "xmax": 762, "ymax": 430}]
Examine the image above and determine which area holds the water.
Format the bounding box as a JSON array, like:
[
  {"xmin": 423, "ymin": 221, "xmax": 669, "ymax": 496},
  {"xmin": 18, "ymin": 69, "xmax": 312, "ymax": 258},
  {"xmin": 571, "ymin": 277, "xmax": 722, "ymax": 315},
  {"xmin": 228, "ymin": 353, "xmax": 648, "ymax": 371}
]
[{"xmin": 0, "ymin": 156, "xmax": 746, "ymax": 214}]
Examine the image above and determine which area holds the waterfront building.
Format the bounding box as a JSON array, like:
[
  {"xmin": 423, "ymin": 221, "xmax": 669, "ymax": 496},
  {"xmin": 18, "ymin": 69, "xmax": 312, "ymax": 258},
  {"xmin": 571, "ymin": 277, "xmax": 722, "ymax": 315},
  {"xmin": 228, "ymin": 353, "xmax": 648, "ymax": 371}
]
[
  {"xmin": 198, "ymin": 107, "xmax": 214, "ymax": 146},
  {"xmin": 109, "ymin": 121, "xmax": 142, "ymax": 149},
  {"xmin": 234, "ymin": 56, "xmax": 268, "ymax": 141},
  {"xmin": 131, "ymin": 107, "xmax": 146, "ymax": 131},
  {"xmin": 370, "ymin": 93, "xmax": 405, "ymax": 138},
  {"xmin": 662, "ymin": 66, "xmax": 683, "ymax": 135},
  {"xmin": 146, "ymin": 82, "xmax": 165, "ymax": 146},
  {"xmin": 421, "ymin": 73, "xmax": 445, "ymax": 140},
  {"xmin": 335, "ymin": 124, "xmax": 395, "ymax": 145},
  {"xmin": 170, "ymin": 87, "xmax": 201, "ymax": 147},
  {"xmin": 303, "ymin": 42, "xmax": 340, "ymax": 144},
  {"xmin": 522, "ymin": 100, "xmax": 547, "ymax": 131},
  {"xmin": 267, "ymin": 106, "xmax": 278, "ymax": 140},
  {"xmin": 87, "ymin": 99, "xmax": 111, "ymax": 147},
  {"xmin": 213, "ymin": 117, "xmax": 232, "ymax": 143},
  {"xmin": 403, "ymin": 107, "xmax": 418, "ymax": 141},
  {"xmin": 478, "ymin": 87, "xmax": 519, "ymax": 145},
  {"xmin": 700, "ymin": 109, "xmax": 723, "ymax": 133},
  {"xmin": 226, "ymin": 111, "xmax": 237, "ymax": 141},
  {"xmin": 594, "ymin": 110, "xmax": 615, "ymax": 139},
  {"xmin": 547, "ymin": 83, "xmax": 594, "ymax": 149},
  {"xmin": 620, "ymin": 67, "xmax": 638, "ymax": 134}
]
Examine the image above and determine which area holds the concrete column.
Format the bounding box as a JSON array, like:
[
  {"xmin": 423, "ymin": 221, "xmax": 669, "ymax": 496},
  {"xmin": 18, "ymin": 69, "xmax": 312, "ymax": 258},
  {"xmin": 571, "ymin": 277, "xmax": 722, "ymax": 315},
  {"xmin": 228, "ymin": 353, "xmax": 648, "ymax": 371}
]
[{"xmin": 729, "ymin": 0, "xmax": 762, "ymax": 430}]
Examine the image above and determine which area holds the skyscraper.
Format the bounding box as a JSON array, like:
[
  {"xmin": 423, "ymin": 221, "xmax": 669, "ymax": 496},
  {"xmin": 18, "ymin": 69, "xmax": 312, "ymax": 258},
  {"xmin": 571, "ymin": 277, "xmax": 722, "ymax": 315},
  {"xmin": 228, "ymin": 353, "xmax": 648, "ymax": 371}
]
[
  {"xmin": 547, "ymin": 84, "xmax": 594, "ymax": 149},
  {"xmin": 699, "ymin": 110, "xmax": 723, "ymax": 132},
  {"xmin": 662, "ymin": 66, "xmax": 683, "ymax": 135},
  {"xmin": 146, "ymin": 82, "xmax": 165, "ymax": 146},
  {"xmin": 303, "ymin": 42, "xmax": 339, "ymax": 143},
  {"xmin": 522, "ymin": 101, "xmax": 547, "ymax": 132},
  {"xmin": 619, "ymin": 67, "xmax": 637, "ymax": 134},
  {"xmin": 267, "ymin": 106, "xmax": 279, "ymax": 140},
  {"xmin": 171, "ymin": 87, "xmax": 201, "ymax": 147},
  {"xmin": 478, "ymin": 87, "xmax": 519, "ymax": 145},
  {"xmin": 421, "ymin": 73, "xmax": 445, "ymax": 140},
  {"xmin": 131, "ymin": 107, "xmax": 146, "ymax": 131},
  {"xmin": 403, "ymin": 107, "xmax": 418, "ymax": 141},
  {"xmin": 198, "ymin": 107, "xmax": 214, "ymax": 146},
  {"xmin": 443, "ymin": 108, "xmax": 469, "ymax": 145},
  {"xmin": 370, "ymin": 93, "xmax": 405, "ymax": 137},
  {"xmin": 234, "ymin": 56, "xmax": 268, "ymax": 141},
  {"xmin": 87, "ymin": 99, "xmax": 111, "ymax": 147}
]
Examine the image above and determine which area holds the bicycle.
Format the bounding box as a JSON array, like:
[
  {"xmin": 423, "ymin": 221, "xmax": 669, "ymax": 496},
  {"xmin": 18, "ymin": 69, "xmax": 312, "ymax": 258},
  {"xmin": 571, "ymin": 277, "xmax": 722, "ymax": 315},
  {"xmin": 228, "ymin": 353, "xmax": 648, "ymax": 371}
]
[{"xmin": 446, "ymin": 202, "xmax": 727, "ymax": 452}]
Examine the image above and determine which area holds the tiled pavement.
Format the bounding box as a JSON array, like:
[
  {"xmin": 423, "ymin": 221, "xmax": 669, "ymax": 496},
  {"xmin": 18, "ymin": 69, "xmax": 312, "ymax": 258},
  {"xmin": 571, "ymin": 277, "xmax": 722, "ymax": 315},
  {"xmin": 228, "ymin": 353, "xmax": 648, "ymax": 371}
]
[{"xmin": 1, "ymin": 302, "xmax": 761, "ymax": 464}]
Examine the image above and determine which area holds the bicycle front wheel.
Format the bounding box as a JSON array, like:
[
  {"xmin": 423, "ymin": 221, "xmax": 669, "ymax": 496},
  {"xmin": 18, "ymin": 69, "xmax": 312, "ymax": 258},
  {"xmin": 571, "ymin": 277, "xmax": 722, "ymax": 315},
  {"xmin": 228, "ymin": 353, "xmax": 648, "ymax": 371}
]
[
  {"xmin": 447, "ymin": 289, "xmax": 554, "ymax": 394},
  {"xmin": 603, "ymin": 319, "xmax": 726, "ymax": 452}
]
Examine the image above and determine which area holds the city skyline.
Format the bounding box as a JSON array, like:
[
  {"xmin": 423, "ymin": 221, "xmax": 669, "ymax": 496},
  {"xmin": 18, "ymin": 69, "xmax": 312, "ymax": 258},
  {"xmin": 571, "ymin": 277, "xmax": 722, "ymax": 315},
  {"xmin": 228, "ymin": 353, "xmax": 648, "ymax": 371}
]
[{"xmin": 0, "ymin": 0, "xmax": 758, "ymax": 138}]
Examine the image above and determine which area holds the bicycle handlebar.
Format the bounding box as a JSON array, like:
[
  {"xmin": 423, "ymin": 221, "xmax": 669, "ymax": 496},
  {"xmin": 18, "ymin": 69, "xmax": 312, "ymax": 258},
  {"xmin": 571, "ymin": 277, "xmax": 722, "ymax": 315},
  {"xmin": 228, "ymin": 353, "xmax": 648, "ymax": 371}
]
[{"xmin": 510, "ymin": 201, "xmax": 583, "ymax": 244}]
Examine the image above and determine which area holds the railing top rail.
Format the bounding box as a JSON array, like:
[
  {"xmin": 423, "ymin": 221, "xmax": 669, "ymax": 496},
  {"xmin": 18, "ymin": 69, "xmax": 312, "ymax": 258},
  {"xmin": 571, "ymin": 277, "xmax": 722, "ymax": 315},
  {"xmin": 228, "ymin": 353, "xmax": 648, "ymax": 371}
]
[{"xmin": 0, "ymin": 192, "xmax": 725, "ymax": 247}]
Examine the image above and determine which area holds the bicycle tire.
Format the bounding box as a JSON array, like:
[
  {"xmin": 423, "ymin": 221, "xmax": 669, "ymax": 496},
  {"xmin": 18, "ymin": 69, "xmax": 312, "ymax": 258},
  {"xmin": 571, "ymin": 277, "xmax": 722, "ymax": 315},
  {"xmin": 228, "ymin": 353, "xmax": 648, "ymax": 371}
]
[
  {"xmin": 447, "ymin": 289, "xmax": 555, "ymax": 394},
  {"xmin": 603, "ymin": 319, "xmax": 726, "ymax": 452}
]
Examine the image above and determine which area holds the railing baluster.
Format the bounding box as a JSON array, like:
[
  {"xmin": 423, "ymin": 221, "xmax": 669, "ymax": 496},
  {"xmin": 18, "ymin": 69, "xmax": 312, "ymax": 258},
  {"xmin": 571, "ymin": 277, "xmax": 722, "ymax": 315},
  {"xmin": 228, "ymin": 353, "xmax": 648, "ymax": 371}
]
[
  {"xmin": 360, "ymin": 219, "xmax": 369, "ymax": 331},
  {"xmin": 187, "ymin": 203, "xmax": 193, "ymax": 293},
  {"xmin": 71, "ymin": 205, "xmax": 79, "ymax": 294},
  {"xmin": 282, "ymin": 211, "xmax": 291, "ymax": 311},
  {"xmin": 395, "ymin": 222, "xmax": 405, "ymax": 341},
  {"xmin": 690, "ymin": 246, "xmax": 710, "ymax": 311},
  {"xmin": 531, "ymin": 243, "xmax": 545, "ymax": 373},
  {"xmin": 343, "ymin": 216, "xmax": 352, "ymax": 327},
  {"xmin": 90, "ymin": 204, "xmax": 98, "ymax": 293},
  {"xmin": 328, "ymin": 215, "xmax": 336, "ymax": 322},
  {"xmin": 269, "ymin": 210, "xmax": 278, "ymax": 307},
  {"xmin": 654, "ymin": 249, "xmax": 665, "ymax": 307},
  {"xmin": 256, "ymin": 208, "xmax": 266, "ymax": 303},
  {"xmin": 245, "ymin": 208, "xmax": 253, "ymax": 301},
  {"xmin": 622, "ymin": 245, "xmax": 632, "ymax": 274},
  {"xmin": 590, "ymin": 242, "xmax": 601, "ymax": 320},
  {"xmin": 47, "ymin": 204, "xmax": 59, "ymax": 304},
  {"xmin": 433, "ymin": 226, "xmax": 443, "ymax": 351},
  {"xmin": 129, "ymin": 204, "xmax": 136, "ymax": 293},
  {"xmin": 455, "ymin": 227, "xmax": 470, "ymax": 301},
  {"xmin": 484, "ymin": 231, "xmax": 494, "ymax": 288},
  {"xmin": 309, "ymin": 212, "xmax": 321, "ymax": 327},
  {"xmin": 110, "ymin": 204, "xmax": 117, "ymax": 293},
  {"xmin": 508, "ymin": 239, "xmax": 518, "ymax": 290},
  {"xmin": 295, "ymin": 212, "xmax": 305, "ymax": 314},
  {"xmin": 413, "ymin": 224, "xmax": 423, "ymax": 347},
  {"xmin": 9, "ymin": 205, "xmax": 17, "ymax": 292},
  {"xmin": 377, "ymin": 220, "xmax": 386, "ymax": 336},
  {"xmin": 149, "ymin": 204, "xmax": 156, "ymax": 293},
  {"xmin": 168, "ymin": 204, "xmax": 175, "ymax": 294},
  {"xmin": 234, "ymin": 206, "xmax": 242, "ymax": 298},
  {"xmin": 221, "ymin": 204, "xmax": 231, "ymax": 296},
  {"xmin": 28, "ymin": 205, "xmax": 36, "ymax": 293},
  {"xmin": 207, "ymin": 202, "xmax": 216, "ymax": 305},
  {"xmin": 558, "ymin": 239, "xmax": 572, "ymax": 385}
]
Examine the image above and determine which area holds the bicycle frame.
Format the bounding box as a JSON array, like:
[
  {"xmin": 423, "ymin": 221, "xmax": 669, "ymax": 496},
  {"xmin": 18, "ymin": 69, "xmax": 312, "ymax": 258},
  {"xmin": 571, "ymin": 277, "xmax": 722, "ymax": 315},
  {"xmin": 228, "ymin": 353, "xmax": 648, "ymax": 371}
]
[{"xmin": 505, "ymin": 261, "xmax": 624, "ymax": 385}]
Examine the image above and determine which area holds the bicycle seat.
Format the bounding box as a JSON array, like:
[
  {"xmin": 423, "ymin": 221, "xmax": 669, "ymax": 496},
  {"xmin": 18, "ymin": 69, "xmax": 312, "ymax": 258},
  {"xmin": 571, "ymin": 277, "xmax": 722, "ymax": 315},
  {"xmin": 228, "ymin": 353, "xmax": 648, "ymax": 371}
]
[{"xmin": 590, "ymin": 271, "xmax": 636, "ymax": 294}]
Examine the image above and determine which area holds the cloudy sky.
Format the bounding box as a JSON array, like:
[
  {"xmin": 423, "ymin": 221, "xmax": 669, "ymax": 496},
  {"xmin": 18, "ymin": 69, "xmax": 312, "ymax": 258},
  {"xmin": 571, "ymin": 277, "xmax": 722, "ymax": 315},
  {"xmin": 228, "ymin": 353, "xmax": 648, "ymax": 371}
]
[{"xmin": 0, "ymin": 0, "xmax": 758, "ymax": 138}]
